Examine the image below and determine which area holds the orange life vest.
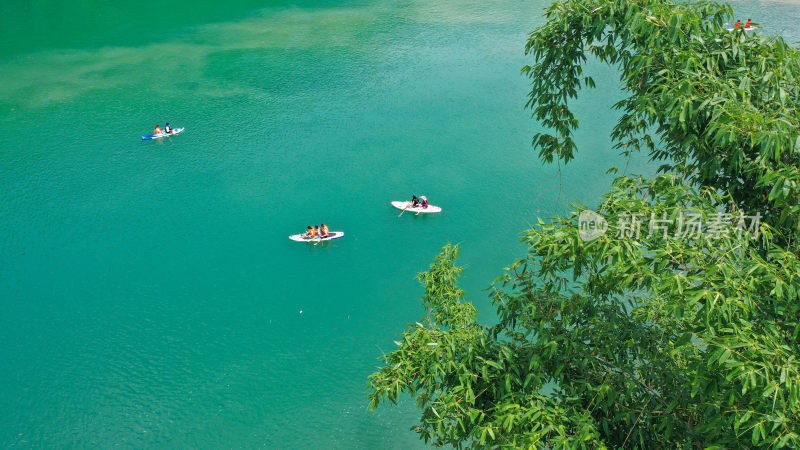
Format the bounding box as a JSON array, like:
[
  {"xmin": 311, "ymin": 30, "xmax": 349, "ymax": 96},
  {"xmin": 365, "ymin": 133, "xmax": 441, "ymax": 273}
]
[
  {"xmin": 307, "ymin": 228, "xmax": 316, "ymax": 237},
  {"xmin": 321, "ymin": 225, "xmax": 329, "ymax": 236},
  {"xmin": 154, "ymin": 126, "xmax": 163, "ymax": 134}
]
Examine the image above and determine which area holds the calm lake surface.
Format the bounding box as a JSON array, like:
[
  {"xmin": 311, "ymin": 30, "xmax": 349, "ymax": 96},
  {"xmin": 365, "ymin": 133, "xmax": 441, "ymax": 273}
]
[{"xmin": 1, "ymin": 0, "xmax": 796, "ymax": 447}]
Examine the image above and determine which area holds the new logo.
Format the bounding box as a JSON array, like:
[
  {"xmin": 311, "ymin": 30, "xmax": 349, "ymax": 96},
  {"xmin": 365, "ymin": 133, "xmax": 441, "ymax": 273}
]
[{"xmin": 578, "ymin": 210, "xmax": 608, "ymax": 242}]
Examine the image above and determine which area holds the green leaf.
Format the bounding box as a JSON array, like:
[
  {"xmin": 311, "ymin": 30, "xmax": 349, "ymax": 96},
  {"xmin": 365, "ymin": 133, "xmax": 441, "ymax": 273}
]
[
  {"xmin": 718, "ymin": 348, "xmax": 732, "ymax": 364},
  {"xmin": 675, "ymin": 332, "xmax": 693, "ymax": 347}
]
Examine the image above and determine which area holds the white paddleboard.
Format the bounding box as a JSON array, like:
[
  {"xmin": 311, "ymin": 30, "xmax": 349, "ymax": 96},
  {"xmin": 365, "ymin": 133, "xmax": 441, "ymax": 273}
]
[
  {"xmin": 391, "ymin": 201, "xmax": 442, "ymax": 214},
  {"xmin": 142, "ymin": 127, "xmax": 185, "ymax": 140},
  {"xmin": 289, "ymin": 231, "xmax": 344, "ymax": 242}
]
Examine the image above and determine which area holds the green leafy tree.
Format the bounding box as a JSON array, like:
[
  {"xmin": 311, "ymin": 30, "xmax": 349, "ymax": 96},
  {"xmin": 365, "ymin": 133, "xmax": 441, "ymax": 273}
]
[
  {"xmin": 524, "ymin": 0, "xmax": 800, "ymax": 235},
  {"xmin": 368, "ymin": 0, "xmax": 800, "ymax": 447}
]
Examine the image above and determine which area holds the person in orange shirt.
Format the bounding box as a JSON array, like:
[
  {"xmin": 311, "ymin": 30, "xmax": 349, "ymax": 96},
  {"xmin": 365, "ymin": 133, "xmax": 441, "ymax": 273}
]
[
  {"xmin": 319, "ymin": 224, "xmax": 329, "ymax": 237},
  {"xmin": 304, "ymin": 225, "xmax": 316, "ymax": 238},
  {"xmin": 154, "ymin": 124, "xmax": 164, "ymax": 135},
  {"xmin": 745, "ymin": 19, "xmax": 752, "ymax": 28}
]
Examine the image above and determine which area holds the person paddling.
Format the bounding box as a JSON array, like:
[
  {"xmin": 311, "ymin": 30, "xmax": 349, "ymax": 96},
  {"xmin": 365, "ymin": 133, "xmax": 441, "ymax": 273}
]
[
  {"xmin": 734, "ymin": 20, "xmax": 741, "ymax": 29},
  {"xmin": 419, "ymin": 195, "xmax": 429, "ymax": 209},
  {"xmin": 154, "ymin": 124, "xmax": 164, "ymax": 135},
  {"xmin": 164, "ymin": 122, "xmax": 173, "ymax": 134},
  {"xmin": 411, "ymin": 195, "xmax": 420, "ymax": 207},
  {"xmin": 745, "ymin": 18, "xmax": 752, "ymax": 28},
  {"xmin": 304, "ymin": 225, "xmax": 316, "ymax": 239},
  {"xmin": 320, "ymin": 224, "xmax": 329, "ymax": 237}
]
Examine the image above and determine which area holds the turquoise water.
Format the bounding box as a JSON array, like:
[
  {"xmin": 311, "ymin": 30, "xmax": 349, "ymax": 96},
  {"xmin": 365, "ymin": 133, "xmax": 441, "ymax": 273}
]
[{"xmin": 0, "ymin": 0, "xmax": 795, "ymax": 447}]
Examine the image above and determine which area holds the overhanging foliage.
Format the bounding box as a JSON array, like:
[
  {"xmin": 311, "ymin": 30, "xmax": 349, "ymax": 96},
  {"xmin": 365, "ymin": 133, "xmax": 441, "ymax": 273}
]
[
  {"xmin": 368, "ymin": 0, "xmax": 800, "ymax": 447},
  {"xmin": 524, "ymin": 0, "xmax": 800, "ymax": 234}
]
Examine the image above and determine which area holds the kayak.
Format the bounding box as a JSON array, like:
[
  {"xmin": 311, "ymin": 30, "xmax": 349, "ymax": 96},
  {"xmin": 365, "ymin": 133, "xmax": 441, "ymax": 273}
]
[
  {"xmin": 142, "ymin": 127, "xmax": 185, "ymax": 140},
  {"xmin": 726, "ymin": 26, "xmax": 756, "ymax": 31},
  {"xmin": 391, "ymin": 201, "xmax": 442, "ymax": 214},
  {"xmin": 289, "ymin": 231, "xmax": 344, "ymax": 242}
]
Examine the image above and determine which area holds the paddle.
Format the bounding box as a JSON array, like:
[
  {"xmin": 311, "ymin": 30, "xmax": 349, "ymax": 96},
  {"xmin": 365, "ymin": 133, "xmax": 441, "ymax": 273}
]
[
  {"xmin": 313, "ymin": 226, "xmax": 324, "ymax": 245},
  {"xmin": 398, "ymin": 202, "xmax": 410, "ymax": 217}
]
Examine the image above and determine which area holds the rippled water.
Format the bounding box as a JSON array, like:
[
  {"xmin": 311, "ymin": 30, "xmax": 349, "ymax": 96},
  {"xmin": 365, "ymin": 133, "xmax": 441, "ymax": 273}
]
[{"xmin": 0, "ymin": 0, "xmax": 796, "ymax": 447}]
